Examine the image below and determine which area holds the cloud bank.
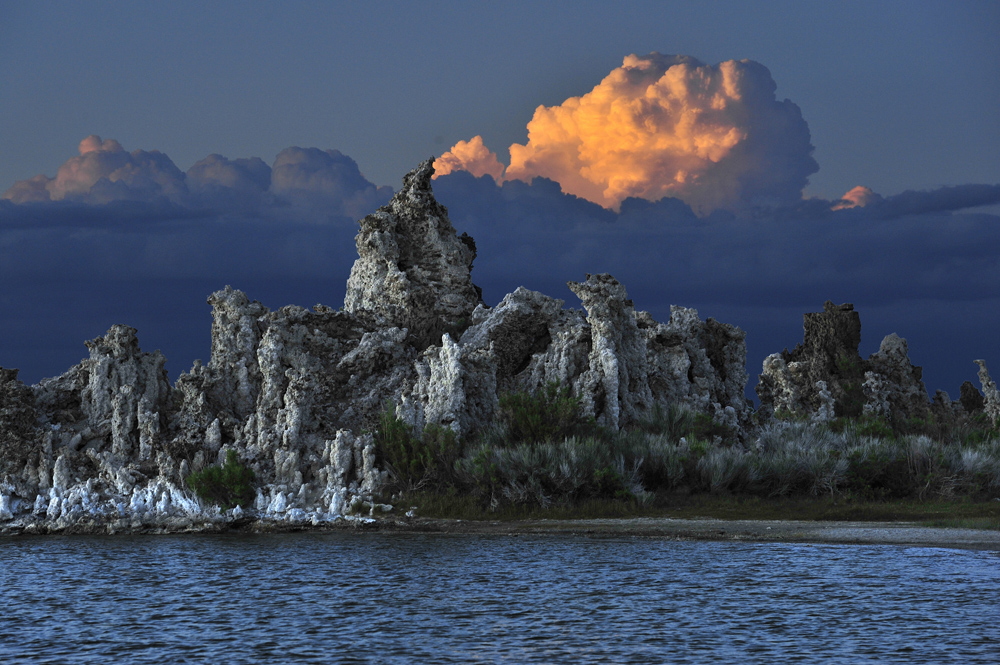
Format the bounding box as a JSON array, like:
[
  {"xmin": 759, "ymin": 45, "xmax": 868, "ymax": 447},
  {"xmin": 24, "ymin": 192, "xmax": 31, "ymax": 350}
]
[
  {"xmin": 440, "ymin": 54, "xmax": 818, "ymax": 213},
  {"xmin": 2, "ymin": 136, "xmax": 392, "ymax": 220}
]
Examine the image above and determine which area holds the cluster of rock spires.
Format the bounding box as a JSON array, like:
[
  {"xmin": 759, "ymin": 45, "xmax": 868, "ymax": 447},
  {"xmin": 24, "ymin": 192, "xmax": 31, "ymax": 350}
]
[
  {"xmin": 755, "ymin": 301, "xmax": 998, "ymax": 428},
  {"xmin": 1, "ymin": 159, "xmax": 996, "ymax": 533}
]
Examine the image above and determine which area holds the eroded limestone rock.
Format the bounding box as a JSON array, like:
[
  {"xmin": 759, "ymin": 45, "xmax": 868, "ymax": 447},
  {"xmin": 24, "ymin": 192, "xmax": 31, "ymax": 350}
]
[
  {"xmin": 865, "ymin": 334, "xmax": 929, "ymax": 423},
  {"xmin": 756, "ymin": 301, "xmax": 864, "ymax": 419},
  {"xmin": 0, "ymin": 158, "xmax": 759, "ymax": 531},
  {"xmin": 975, "ymin": 359, "xmax": 1000, "ymax": 423},
  {"xmin": 344, "ymin": 157, "xmax": 482, "ymax": 348},
  {"xmin": 757, "ymin": 302, "xmax": 938, "ymax": 424},
  {"xmin": 0, "ymin": 368, "xmax": 39, "ymax": 494}
]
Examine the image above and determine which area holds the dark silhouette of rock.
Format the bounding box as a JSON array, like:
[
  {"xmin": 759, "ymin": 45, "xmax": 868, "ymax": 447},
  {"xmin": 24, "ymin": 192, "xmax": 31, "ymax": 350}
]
[
  {"xmin": 959, "ymin": 380, "xmax": 985, "ymax": 414},
  {"xmin": 757, "ymin": 302, "xmax": 936, "ymax": 424}
]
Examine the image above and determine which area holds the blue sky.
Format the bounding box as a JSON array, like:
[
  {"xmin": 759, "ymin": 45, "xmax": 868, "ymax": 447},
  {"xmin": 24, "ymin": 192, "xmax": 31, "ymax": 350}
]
[{"xmin": 1, "ymin": 0, "xmax": 999, "ymax": 400}]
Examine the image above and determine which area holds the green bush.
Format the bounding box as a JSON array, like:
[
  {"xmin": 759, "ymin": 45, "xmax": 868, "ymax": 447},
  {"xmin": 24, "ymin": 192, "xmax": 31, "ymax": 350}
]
[
  {"xmin": 497, "ymin": 382, "xmax": 593, "ymax": 445},
  {"xmin": 374, "ymin": 404, "xmax": 464, "ymax": 491},
  {"xmin": 456, "ymin": 434, "xmax": 645, "ymax": 509},
  {"xmin": 826, "ymin": 414, "xmax": 894, "ymax": 439},
  {"xmin": 692, "ymin": 413, "xmax": 738, "ymax": 445},
  {"xmin": 186, "ymin": 450, "xmax": 256, "ymax": 510},
  {"xmin": 958, "ymin": 413, "xmax": 1000, "ymax": 446}
]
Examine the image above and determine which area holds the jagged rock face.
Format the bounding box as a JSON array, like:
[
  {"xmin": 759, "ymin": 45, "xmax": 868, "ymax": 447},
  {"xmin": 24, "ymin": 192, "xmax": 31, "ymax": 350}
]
[
  {"xmin": 398, "ymin": 334, "xmax": 498, "ymax": 440},
  {"xmin": 642, "ymin": 306, "xmax": 749, "ymax": 429},
  {"xmin": 460, "ymin": 288, "xmax": 563, "ymax": 387},
  {"xmin": 206, "ymin": 286, "xmax": 269, "ymax": 421},
  {"xmin": 566, "ymin": 274, "xmax": 653, "ymax": 430},
  {"xmin": 405, "ymin": 275, "xmax": 751, "ymax": 436},
  {"xmin": 960, "ymin": 380, "xmax": 985, "ymax": 414},
  {"xmin": 0, "ymin": 368, "xmax": 39, "ymax": 478},
  {"xmin": 975, "ymin": 360, "xmax": 1000, "ymax": 424},
  {"xmin": 344, "ymin": 158, "xmax": 482, "ymax": 348},
  {"xmin": 757, "ymin": 301, "xmax": 864, "ymax": 419},
  {"xmin": 865, "ymin": 334, "xmax": 929, "ymax": 422},
  {"xmin": 79, "ymin": 325, "xmax": 172, "ymax": 458}
]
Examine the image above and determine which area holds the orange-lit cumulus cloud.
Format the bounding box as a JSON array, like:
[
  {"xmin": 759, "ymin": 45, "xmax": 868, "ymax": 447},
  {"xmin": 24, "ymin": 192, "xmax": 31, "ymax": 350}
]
[
  {"xmin": 440, "ymin": 53, "xmax": 818, "ymax": 213},
  {"xmin": 432, "ymin": 136, "xmax": 505, "ymax": 182},
  {"xmin": 832, "ymin": 185, "xmax": 881, "ymax": 210}
]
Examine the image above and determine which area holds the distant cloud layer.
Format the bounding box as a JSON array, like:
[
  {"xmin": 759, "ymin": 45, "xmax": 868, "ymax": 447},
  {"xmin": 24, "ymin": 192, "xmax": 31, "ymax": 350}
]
[
  {"xmin": 2, "ymin": 136, "xmax": 392, "ymax": 220},
  {"xmin": 3, "ymin": 136, "xmax": 189, "ymax": 205},
  {"xmin": 438, "ymin": 53, "xmax": 818, "ymax": 213}
]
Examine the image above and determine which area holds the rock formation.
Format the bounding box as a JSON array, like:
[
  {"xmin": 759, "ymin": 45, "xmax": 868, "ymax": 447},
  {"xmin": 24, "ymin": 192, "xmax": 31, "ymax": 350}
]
[
  {"xmin": 1, "ymin": 157, "xmax": 992, "ymax": 533},
  {"xmin": 975, "ymin": 360, "xmax": 1000, "ymax": 424},
  {"xmin": 754, "ymin": 302, "xmax": 989, "ymax": 426},
  {"xmin": 344, "ymin": 158, "xmax": 482, "ymax": 348},
  {"xmin": 756, "ymin": 301, "xmax": 864, "ymax": 421}
]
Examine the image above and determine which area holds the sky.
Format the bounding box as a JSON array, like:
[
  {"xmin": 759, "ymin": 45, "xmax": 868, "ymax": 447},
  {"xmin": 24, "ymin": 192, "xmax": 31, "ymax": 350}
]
[{"xmin": 1, "ymin": 0, "xmax": 999, "ymax": 402}]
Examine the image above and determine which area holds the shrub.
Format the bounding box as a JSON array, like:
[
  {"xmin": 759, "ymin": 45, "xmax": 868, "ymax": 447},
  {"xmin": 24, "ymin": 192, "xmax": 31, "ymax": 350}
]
[
  {"xmin": 636, "ymin": 403, "xmax": 694, "ymax": 442},
  {"xmin": 374, "ymin": 404, "xmax": 464, "ymax": 491},
  {"xmin": 186, "ymin": 450, "xmax": 256, "ymax": 510},
  {"xmin": 957, "ymin": 413, "xmax": 1000, "ymax": 446},
  {"xmin": 456, "ymin": 435, "xmax": 644, "ymax": 509},
  {"xmin": 692, "ymin": 413, "xmax": 737, "ymax": 445},
  {"xmin": 843, "ymin": 441, "xmax": 914, "ymax": 499},
  {"xmin": 826, "ymin": 415, "xmax": 893, "ymax": 440},
  {"xmin": 497, "ymin": 382, "xmax": 593, "ymax": 445}
]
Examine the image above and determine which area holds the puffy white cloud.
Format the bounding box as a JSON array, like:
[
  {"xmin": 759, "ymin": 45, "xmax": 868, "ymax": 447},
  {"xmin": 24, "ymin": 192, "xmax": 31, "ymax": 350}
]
[
  {"xmin": 433, "ymin": 136, "xmax": 505, "ymax": 182},
  {"xmin": 502, "ymin": 53, "xmax": 818, "ymax": 213},
  {"xmin": 269, "ymin": 147, "xmax": 392, "ymax": 219},
  {"xmin": 186, "ymin": 154, "xmax": 271, "ymax": 193}
]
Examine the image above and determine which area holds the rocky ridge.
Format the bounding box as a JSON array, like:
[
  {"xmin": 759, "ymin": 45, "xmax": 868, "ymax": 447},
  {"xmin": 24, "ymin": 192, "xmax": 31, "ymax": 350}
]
[{"xmin": 0, "ymin": 158, "xmax": 995, "ymax": 533}]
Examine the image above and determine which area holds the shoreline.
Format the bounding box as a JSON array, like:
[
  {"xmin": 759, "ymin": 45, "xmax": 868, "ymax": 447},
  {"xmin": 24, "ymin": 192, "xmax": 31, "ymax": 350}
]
[
  {"xmin": 397, "ymin": 516, "xmax": 1000, "ymax": 551},
  {"xmin": 4, "ymin": 515, "xmax": 999, "ymax": 551}
]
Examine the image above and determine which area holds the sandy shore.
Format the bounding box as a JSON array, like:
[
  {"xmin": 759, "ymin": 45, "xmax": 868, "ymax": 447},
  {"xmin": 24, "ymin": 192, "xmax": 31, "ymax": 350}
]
[
  {"xmin": 5, "ymin": 515, "xmax": 999, "ymax": 550},
  {"xmin": 391, "ymin": 516, "xmax": 1000, "ymax": 551}
]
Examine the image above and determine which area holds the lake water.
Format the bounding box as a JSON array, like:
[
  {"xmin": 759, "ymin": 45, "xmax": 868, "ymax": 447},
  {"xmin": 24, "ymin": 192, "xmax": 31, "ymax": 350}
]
[{"xmin": 1, "ymin": 532, "xmax": 997, "ymax": 663}]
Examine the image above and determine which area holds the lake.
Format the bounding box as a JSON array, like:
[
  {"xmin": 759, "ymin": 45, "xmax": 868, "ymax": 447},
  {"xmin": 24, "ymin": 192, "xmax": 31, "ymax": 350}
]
[{"xmin": 1, "ymin": 533, "xmax": 997, "ymax": 663}]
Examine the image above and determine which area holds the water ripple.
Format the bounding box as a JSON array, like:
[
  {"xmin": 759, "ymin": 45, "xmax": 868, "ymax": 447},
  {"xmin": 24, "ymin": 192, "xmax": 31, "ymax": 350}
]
[{"xmin": 1, "ymin": 534, "xmax": 998, "ymax": 663}]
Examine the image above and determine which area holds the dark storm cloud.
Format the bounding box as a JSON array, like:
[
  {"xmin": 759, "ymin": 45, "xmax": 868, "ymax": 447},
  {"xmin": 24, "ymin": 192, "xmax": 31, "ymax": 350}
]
[
  {"xmin": 432, "ymin": 171, "xmax": 1000, "ymax": 309},
  {"xmin": 874, "ymin": 184, "xmax": 1000, "ymax": 219}
]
